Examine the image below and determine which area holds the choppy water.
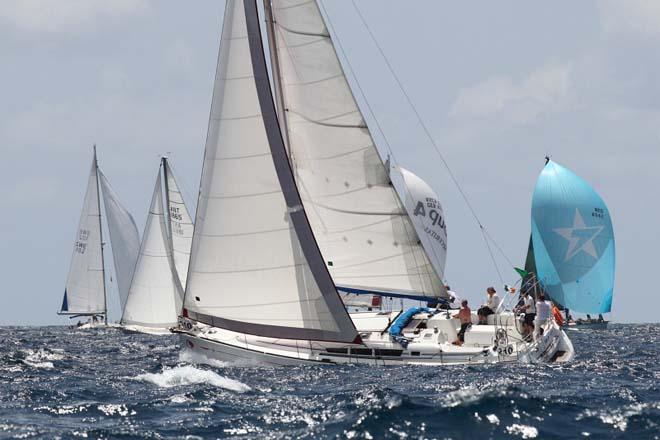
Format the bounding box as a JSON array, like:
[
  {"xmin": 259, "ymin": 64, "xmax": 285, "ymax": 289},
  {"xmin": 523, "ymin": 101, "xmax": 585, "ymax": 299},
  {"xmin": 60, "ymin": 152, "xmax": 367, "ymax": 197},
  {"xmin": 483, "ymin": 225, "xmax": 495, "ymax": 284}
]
[{"xmin": 0, "ymin": 324, "xmax": 657, "ymax": 439}]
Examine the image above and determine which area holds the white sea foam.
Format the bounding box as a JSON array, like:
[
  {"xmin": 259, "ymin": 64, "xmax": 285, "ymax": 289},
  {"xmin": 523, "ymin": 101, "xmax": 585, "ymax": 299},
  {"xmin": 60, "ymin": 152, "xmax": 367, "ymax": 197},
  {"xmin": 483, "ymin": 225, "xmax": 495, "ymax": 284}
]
[
  {"xmin": 486, "ymin": 414, "xmax": 500, "ymax": 425},
  {"xmin": 97, "ymin": 404, "xmax": 136, "ymax": 417},
  {"xmin": 506, "ymin": 424, "xmax": 539, "ymax": 439},
  {"xmin": 178, "ymin": 348, "xmax": 229, "ymax": 368},
  {"xmin": 134, "ymin": 365, "xmax": 250, "ymax": 393},
  {"xmin": 22, "ymin": 348, "xmax": 64, "ymax": 369},
  {"xmin": 441, "ymin": 386, "xmax": 485, "ymax": 408}
]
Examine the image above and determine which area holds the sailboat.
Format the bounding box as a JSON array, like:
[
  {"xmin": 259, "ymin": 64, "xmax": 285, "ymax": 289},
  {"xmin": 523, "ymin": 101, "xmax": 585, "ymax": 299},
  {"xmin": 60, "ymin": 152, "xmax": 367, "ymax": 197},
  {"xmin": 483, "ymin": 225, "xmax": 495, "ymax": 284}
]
[
  {"xmin": 523, "ymin": 158, "xmax": 615, "ymax": 330},
  {"xmin": 59, "ymin": 147, "xmax": 140, "ymax": 328},
  {"xmin": 120, "ymin": 157, "xmax": 193, "ymax": 334},
  {"xmin": 174, "ymin": 0, "xmax": 574, "ymax": 365}
]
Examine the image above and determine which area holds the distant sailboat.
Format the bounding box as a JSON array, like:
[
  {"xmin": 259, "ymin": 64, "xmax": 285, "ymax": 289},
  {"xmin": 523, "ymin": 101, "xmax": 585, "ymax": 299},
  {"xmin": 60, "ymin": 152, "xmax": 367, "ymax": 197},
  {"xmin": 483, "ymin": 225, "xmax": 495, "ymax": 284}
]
[
  {"xmin": 523, "ymin": 159, "xmax": 615, "ymax": 329},
  {"xmin": 59, "ymin": 147, "xmax": 140, "ymax": 327},
  {"xmin": 174, "ymin": 0, "xmax": 573, "ymax": 365},
  {"xmin": 121, "ymin": 157, "xmax": 193, "ymax": 334}
]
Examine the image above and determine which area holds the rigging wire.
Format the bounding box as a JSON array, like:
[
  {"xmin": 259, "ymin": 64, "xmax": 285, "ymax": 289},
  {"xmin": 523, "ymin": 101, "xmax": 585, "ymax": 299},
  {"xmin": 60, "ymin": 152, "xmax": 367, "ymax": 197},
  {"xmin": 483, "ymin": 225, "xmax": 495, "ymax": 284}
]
[{"xmin": 348, "ymin": 0, "xmax": 514, "ymax": 282}]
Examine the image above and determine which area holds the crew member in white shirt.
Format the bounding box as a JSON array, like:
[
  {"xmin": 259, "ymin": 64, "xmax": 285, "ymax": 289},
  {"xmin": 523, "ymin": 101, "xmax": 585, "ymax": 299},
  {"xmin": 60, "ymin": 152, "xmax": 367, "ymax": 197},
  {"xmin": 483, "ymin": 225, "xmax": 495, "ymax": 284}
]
[
  {"xmin": 477, "ymin": 287, "xmax": 500, "ymax": 324},
  {"xmin": 534, "ymin": 294, "xmax": 551, "ymax": 341}
]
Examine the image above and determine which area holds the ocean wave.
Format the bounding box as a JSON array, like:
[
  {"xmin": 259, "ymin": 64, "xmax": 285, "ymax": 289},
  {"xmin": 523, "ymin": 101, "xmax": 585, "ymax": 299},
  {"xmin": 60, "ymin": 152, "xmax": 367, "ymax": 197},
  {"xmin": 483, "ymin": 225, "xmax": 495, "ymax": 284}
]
[
  {"xmin": 178, "ymin": 348, "xmax": 229, "ymax": 368},
  {"xmin": 22, "ymin": 348, "xmax": 64, "ymax": 369},
  {"xmin": 133, "ymin": 365, "xmax": 250, "ymax": 393}
]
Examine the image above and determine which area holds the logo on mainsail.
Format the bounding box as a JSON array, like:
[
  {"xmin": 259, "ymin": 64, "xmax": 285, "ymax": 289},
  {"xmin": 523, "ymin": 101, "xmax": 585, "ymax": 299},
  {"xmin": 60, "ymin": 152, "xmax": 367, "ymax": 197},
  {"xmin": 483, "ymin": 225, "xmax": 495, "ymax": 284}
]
[{"xmin": 553, "ymin": 208, "xmax": 604, "ymax": 261}]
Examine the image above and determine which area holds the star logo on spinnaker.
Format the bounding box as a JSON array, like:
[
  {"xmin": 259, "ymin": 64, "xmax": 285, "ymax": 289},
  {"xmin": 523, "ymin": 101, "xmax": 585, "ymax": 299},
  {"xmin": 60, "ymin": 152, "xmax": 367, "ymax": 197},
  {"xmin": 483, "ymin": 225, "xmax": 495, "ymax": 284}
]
[{"xmin": 553, "ymin": 209, "xmax": 604, "ymax": 261}]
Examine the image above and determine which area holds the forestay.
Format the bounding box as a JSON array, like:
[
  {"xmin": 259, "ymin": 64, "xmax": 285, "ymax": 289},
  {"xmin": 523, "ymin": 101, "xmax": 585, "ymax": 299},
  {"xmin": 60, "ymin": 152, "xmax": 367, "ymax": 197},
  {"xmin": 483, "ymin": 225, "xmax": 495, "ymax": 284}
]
[
  {"xmin": 122, "ymin": 172, "xmax": 180, "ymax": 328},
  {"xmin": 529, "ymin": 160, "xmax": 615, "ymax": 314},
  {"xmin": 60, "ymin": 156, "xmax": 105, "ymax": 315},
  {"xmin": 270, "ymin": 0, "xmax": 445, "ymax": 299},
  {"xmin": 99, "ymin": 171, "xmax": 140, "ymax": 311},
  {"xmin": 183, "ymin": 0, "xmax": 357, "ymax": 342},
  {"xmin": 163, "ymin": 160, "xmax": 193, "ymax": 291}
]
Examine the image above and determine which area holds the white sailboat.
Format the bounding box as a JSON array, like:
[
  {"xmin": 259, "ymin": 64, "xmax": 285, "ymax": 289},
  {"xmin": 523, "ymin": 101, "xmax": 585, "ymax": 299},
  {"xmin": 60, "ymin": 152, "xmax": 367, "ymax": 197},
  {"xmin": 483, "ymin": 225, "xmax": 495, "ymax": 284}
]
[
  {"xmin": 121, "ymin": 157, "xmax": 193, "ymax": 334},
  {"xmin": 59, "ymin": 147, "xmax": 140, "ymax": 328},
  {"xmin": 175, "ymin": 0, "xmax": 574, "ymax": 365}
]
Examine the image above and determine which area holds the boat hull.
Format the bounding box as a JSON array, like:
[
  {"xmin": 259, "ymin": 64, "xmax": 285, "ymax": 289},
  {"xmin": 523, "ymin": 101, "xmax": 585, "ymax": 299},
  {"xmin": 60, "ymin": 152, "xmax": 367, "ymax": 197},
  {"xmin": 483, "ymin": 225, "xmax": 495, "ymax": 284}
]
[{"xmin": 174, "ymin": 313, "xmax": 575, "ymax": 367}]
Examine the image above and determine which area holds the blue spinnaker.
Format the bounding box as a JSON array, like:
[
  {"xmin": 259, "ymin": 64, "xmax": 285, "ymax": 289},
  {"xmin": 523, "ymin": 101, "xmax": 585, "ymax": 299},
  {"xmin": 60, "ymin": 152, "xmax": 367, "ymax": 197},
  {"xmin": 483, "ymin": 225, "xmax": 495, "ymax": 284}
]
[{"xmin": 530, "ymin": 160, "xmax": 615, "ymax": 314}]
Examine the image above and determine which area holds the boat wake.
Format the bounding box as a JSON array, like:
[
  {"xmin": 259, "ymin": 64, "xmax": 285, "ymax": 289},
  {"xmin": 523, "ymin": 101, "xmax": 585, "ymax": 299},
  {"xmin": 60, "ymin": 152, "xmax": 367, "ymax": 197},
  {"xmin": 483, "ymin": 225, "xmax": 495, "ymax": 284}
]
[{"xmin": 133, "ymin": 365, "xmax": 250, "ymax": 393}]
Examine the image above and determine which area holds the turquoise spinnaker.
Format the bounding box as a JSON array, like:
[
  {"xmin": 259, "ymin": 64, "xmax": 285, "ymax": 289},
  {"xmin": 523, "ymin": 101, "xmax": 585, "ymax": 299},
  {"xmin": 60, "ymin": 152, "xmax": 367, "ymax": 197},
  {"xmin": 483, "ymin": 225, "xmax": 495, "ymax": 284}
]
[{"xmin": 527, "ymin": 160, "xmax": 615, "ymax": 314}]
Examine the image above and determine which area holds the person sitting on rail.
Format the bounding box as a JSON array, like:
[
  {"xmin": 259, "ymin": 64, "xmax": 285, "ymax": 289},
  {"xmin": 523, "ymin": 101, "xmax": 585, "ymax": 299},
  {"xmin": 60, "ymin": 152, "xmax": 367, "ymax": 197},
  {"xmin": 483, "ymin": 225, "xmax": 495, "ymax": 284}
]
[
  {"xmin": 477, "ymin": 287, "xmax": 500, "ymax": 324},
  {"xmin": 452, "ymin": 300, "xmax": 472, "ymax": 346}
]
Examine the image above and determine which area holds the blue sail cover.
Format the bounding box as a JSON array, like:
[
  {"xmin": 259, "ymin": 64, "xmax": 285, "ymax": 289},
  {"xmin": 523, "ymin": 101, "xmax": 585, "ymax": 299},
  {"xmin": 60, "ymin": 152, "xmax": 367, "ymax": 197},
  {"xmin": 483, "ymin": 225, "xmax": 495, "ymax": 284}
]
[{"xmin": 530, "ymin": 160, "xmax": 615, "ymax": 314}]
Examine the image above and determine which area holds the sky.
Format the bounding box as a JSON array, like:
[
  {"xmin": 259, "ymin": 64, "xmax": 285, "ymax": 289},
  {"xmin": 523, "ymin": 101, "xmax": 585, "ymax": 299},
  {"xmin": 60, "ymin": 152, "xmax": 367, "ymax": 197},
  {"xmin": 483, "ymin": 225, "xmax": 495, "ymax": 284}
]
[{"xmin": 0, "ymin": 1, "xmax": 658, "ymax": 325}]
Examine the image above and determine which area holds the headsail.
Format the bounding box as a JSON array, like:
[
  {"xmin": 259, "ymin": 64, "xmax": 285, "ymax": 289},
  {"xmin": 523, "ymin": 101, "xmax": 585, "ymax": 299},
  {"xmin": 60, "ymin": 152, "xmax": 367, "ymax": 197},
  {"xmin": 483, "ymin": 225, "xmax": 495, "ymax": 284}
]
[
  {"xmin": 60, "ymin": 152, "xmax": 106, "ymax": 315},
  {"xmin": 121, "ymin": 169, "xmax": 180, "ymax": 328},
  {"xmin": 98, "ymin": 171, "xmax": 140, "ymax": 311},
  {"xmin": 182, "ymin": 0, "xmax": 358, "ymax": 343},
  {"xmin": 398, "ymin": 167, "xmax": 448, "ymax": 287},
  {"xmin": 269, "ymin": 0, "xmax": 445, "ymax": 299},
  {"xmin": 529, "ymin": 160, "xmax": 615, "ymax": 314},
  {"xmin": 162, "ymin": 159, "xmax": 193, "ymax": 292}
]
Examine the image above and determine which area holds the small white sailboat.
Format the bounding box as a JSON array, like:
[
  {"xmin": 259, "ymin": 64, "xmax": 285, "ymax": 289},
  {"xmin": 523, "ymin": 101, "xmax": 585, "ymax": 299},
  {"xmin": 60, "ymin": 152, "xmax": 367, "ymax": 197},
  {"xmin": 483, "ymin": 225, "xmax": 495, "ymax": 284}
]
[
  {"xmin": 175, "ymin": 0, "xmax": 574, "ymax": 365},
  {"xmin": 59, "ymin": 147, "xmax": 140, "ymax": 328},
  {"xmin": 121, "ymin": 158, "xmax": 193, "ymax": 334}
]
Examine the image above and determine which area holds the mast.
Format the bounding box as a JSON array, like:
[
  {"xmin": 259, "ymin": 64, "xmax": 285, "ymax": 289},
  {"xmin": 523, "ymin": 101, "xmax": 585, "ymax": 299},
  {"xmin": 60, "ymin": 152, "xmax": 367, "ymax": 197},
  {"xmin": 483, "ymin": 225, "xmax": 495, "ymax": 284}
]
[
  {"xmin": 161, "ymin": 156, "xmax": 172, "ymax": 241},
  {"xmin": 94, "ymin": 145, "xmax": 108, "ymax": 324},
  {"xmin": 262, "ymin": 0, "xmax": 291, "ymax": 154}
]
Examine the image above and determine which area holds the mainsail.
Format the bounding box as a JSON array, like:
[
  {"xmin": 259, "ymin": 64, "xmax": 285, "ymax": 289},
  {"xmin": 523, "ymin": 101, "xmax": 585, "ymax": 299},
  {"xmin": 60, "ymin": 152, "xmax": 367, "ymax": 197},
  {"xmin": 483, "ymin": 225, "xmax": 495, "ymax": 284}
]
[
  {"xmin": 60, "ymin": 151, "xmax": 106, "ymax": 315},
  {"xmin": 268, "ymin": 0, "xmax": 446, "ymax": 300},
  {"xmin": 122, "ymin": 169, "xmax": 180, "ymax": 328},
  {"xmin": 163, "ymin": 159, "xmax": 193, "ymax": 291},
  {"xmin": 182, "ymin": 0, "xmax": 358, "ymax": 343},
  {"xmin": 99, "ymin": 171, "xmax": 140, "ymax": 311},
  {"xmin": 527, "ymin": 160, "xmax": 615, "ymax": 314}
]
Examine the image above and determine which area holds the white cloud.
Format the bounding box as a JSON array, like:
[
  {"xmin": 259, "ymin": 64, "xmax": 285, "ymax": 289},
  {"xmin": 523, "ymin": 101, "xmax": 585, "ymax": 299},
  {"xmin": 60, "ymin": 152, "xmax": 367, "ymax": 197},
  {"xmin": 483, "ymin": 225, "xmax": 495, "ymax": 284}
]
[
  {"xmin": 449, "ymin": 64, "xmax": 571, "ymax": 123},
  {"xmin": 600, "ymin": 0, "xmax": 660, "ymax": 37},
  {"xmin": 0, "ymin": 0, "xmax": 149, "ymax": 33}
]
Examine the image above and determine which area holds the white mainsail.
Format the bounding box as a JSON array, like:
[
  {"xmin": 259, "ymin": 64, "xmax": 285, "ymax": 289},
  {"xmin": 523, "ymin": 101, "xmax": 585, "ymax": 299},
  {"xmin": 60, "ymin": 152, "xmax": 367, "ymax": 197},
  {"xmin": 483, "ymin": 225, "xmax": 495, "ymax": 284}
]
[
  {"xmin": 98, "ymin": 171, "xmax": 140, "ymax": 311},
  {"xmin": 122, "ymin": 170, "xmax": 180, "ymax": 328},
  {"xmin": 398, "ymin": 167, "xmax": 448, "ymax": 285},
  {"xmin": 60, "ymin": 152, "xmax": 106, "ymax": 315},
  {"xmin": 163, "ymin": 160, "xmax": 193, "ymax": 292},
  {"xmin": 182, "ymin": 0, "xmax": 358, "ymax": 342},
  {"xmin": 270, "ymin": 0, "xmax": 446, "ymax": 299}
]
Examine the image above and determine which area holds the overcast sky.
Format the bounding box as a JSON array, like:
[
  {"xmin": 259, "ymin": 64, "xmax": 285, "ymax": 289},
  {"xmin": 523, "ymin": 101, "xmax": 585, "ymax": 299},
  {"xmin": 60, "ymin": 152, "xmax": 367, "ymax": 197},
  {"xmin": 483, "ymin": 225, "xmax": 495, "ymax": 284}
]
[{"xmin": 1, "ymin": 1, "xmax": 657, "ymax": 325}]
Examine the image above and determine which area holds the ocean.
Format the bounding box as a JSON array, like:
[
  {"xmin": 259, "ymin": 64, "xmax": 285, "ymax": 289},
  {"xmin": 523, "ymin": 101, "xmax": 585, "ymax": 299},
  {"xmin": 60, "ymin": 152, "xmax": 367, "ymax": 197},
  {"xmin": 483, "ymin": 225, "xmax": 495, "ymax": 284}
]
[{"xmin": 0, "ymin": 324, "xmax": 657, "ymax": 439}]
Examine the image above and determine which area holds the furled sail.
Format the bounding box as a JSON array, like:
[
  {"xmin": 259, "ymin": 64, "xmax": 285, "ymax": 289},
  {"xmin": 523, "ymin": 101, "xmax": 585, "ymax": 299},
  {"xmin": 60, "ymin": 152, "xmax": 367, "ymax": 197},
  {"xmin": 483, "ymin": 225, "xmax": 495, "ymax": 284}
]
[
  {"xmin": 122, "ymin": 171, "xmax": 180, "ymax": 328},
  {"xmin": 398, "ymin": 167, "xmax": 448, "ymax": 286},
  {"xmin": 60, "ymin": 154, "xmax": 105, "ymax": 315},
  {"xmin": 529, "ymin": 160, "xmax": 615, "ymax": 314},
  {"xmin": 269, "ymin": 0, "xmax": 445, "ymax": 299},
  {"xmin": 182, "ymin": 0, "xmax": 358, "ymax": 342},
  {"xmin": 99, "ymin": 171, "xmax": 140, "ymax": 311},
  {"xmin": 163, "ymin": 159, "xmax": 193, "ymax": 291}
]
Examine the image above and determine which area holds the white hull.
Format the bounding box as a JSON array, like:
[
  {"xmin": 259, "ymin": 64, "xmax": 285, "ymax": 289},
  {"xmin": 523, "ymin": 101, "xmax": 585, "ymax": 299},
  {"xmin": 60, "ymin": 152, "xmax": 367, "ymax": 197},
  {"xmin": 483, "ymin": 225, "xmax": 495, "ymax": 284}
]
[{"xmin": 175, "ymin": 310, "xmax": 574, "ymax": 366}]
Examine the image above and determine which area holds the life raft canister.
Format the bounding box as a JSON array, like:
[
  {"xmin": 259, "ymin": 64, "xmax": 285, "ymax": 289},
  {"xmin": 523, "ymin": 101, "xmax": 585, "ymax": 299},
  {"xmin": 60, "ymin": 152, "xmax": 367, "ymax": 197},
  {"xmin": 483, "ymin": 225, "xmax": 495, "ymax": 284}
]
[{"xmin": 552, "ymin": 306, "xmax": 564, "ymax": 326}]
